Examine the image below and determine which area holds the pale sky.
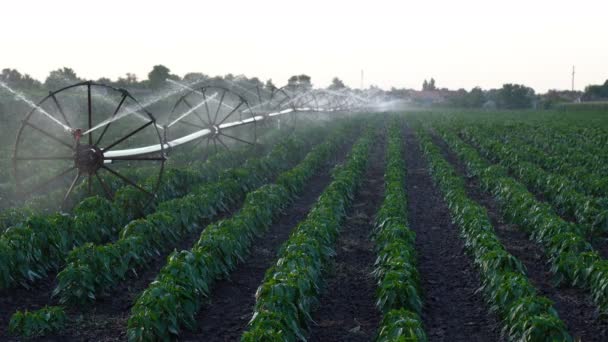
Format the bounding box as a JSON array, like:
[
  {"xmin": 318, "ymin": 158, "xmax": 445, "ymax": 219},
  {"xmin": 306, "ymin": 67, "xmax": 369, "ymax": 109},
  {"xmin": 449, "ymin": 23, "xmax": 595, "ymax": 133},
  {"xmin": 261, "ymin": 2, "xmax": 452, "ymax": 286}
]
[{"xmin": 1, "ymin": 0, "xmax": 606, "ymax": 93}]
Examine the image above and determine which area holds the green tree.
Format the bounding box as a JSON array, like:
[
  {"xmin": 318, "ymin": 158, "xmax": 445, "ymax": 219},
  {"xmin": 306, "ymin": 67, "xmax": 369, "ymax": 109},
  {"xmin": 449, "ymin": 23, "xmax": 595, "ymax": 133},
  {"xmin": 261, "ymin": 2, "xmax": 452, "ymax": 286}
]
[
  {"xmin": 44, "ymin": 67, "xmax": 80, "ymax": 90},
  {"xmin": 265, "ymin": 79, "xmax": 276, "ymax": 91},
  {"xmin": 287, "ymin": 74, "xmax": 312, "ymax": 92},
  {"xmin": 328, "ymin": 77, "xmax": 346, "ymax": 90},
  {"xmin": 497, "ymin": 83, "xmax": 535, "ymax": 109},
  {"xmin": 116, "ymin": 73, "xmax": 139, "ymax": 87},
  {"xmin": 582, "ymin": 80, "xmax": 608, "ymax": 101},
  {"xmin": 148, "ymin": 65, "xmax": 171, "ymax": 89},
  {"xmin": 468, "ymin": 87, "xmax": 485, "ymax": 107},
  {"xmin": 183, "ymin": 72, "xmax": 208, "ymax": 83},
  {"xmin": 1, "ymin": 69, "xmax": 41, "ymax": 90},
  {"xmin": 96, "ymin": 77, "xmax": 112, "ymax": 84}
]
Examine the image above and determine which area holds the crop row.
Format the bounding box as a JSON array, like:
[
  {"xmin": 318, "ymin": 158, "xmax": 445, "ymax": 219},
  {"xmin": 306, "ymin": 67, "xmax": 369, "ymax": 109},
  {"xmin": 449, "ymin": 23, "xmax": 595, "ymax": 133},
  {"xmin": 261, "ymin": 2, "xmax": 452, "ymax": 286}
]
[
  {"xmin": 52, "ymin": 132, "xmax": 320, "ymax": 306},
  {"xmin": 125, "ymin": 123, "xmax": 357, "ymax": 341},
  {"xmin": 7, "ymin": 125, "xmax": 340, "ymax": 338},
  {"xmin": 507, "ymin": 128, "xmax": 608, "ymax": 197},
  {"xmin": 438, "ymin": 128, "xmax": 608, "ymax": 316},
  {"xmin": 1, "ymin": 125, "xmax": 325, "ymax": 291},
  {"xmin": 460, "ymin": 126, "xmax": 607, "ymax": 235},
  {"xmin": 515, "ymin": 125, "xmax": 608, "ymax": 172},
  {"xmin": 373, "ymin": 122, "xmax": 426, "ymax": 341},
  {"xmin": 241, "ymin": 128, "xmax": 374, "ymax": 341},
  {"xmin": 416, "ymin": 127, "xmax": 572, "ymax": 341},
  {"xmin": 0, "ymin": 145, "xmax": 261, "ymax": 290},
  {"xmin": 473, "ymin": 123, "xmax": 608, "ymax": 197}
]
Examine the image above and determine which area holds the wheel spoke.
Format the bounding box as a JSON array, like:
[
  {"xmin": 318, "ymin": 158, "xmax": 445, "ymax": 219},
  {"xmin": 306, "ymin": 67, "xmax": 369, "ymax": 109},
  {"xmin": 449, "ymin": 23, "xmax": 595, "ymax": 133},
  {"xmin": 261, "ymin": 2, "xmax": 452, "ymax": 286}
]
[
  {"xmin": 216, "ymin": 136, "xmax": 230, "ymax": 151},
  {"xmin": 95, "ymin": 172, "xmax": 113, "ymax": 200},
  {"xmin": 219, "ymin": 132, "xmax": 255, "ymax": 146},
  {"xmin": 96, "ymin": 92, "xmax": 128, "ymax": 146},
  {"xmin": 87, "ymin": 174, "xmax": 92, "ymax": 196},
  {"xmin": 213, "ymin": 89, "xmax": 227, "ymax": 124},
  {"xmin": 63, "ymin": 171, "xmax": 81, "ymax": 203},
  {"xmin": 176, "ymin": 119, "xmax": 206, "ymax": 130},
  {"xmin": 103, "ymin": 121, "xmax": 153, "ymax": 151},
  {"xmin": 50, "ymin": 93, "xmax": 72, "ymax": 128},
  {"xmin": 212, "ymin": 137, "xmax": 218, "ymax": 153},
  {"xmin": 23, "ymin": 121, "xmax": 73, "ymax": 149},
  {"xmin": 15, "ymin": 155, "xmax": 73, "ymax": 161},
  {"xmin": 102, "ymin": 165, "xmax": 153, "ymax": 197},
  {"xmin": 202, "ymin": 89, "xmax": 213, "ymax": 126},
  {"xmin": 199, "ymin": 136, "xmax": 211, "ymax": 160},
  {"xmin": 217, "ymin": 100, "xmax": 244, "ymax": 126},
  {"xmin": 193, "ymin": 135, "xmax": 206, "ymax": 149},
  {"xmin": 22, "ymin": 166, "xmax": 76, "ymax": 196},
  {"xmin": 182, "ymin": 98, "xmax": 207, "ymax": 126}
]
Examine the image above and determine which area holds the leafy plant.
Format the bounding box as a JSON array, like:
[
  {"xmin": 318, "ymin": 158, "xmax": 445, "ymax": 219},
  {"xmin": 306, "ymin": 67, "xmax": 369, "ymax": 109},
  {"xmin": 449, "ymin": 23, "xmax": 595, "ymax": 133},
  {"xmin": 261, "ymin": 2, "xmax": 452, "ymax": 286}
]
[
  {"xmin": 242, "ymin": 129, "xmax": 373, "ymax": 342},
  {"xmin": 9, "ymin": 306, "xmax": 67, "ymax": 338}
]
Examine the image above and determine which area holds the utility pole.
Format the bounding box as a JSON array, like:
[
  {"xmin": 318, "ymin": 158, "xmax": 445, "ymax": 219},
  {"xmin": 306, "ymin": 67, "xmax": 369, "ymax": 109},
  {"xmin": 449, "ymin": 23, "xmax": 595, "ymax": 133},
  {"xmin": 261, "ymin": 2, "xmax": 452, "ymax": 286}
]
[
  {"xmin": 360, "ymin": 69, "xmax": 364, "ymax": 89},
  {"xmin": 571, "ymin": 65, "xmax": 575, "ymax": 91}
]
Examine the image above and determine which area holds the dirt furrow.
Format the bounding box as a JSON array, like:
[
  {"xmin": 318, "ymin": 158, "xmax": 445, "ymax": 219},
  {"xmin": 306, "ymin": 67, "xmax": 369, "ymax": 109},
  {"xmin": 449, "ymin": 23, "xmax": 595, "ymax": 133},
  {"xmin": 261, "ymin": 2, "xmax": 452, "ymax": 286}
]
[
  {"xmin": 404, "ymin": 126, "xmax": 500, "ymax": 342},
  {"xmin": 307, "ymin": 132, "xmax": 385, "ymax": 342}
]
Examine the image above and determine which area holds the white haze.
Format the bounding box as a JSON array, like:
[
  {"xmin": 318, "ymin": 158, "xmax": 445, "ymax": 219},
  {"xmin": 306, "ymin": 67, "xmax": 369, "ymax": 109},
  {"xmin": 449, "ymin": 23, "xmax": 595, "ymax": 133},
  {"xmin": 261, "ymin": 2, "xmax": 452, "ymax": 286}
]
[{"xmin": 1, "ymin": 0, "xmax": 607, "ymax": 93}]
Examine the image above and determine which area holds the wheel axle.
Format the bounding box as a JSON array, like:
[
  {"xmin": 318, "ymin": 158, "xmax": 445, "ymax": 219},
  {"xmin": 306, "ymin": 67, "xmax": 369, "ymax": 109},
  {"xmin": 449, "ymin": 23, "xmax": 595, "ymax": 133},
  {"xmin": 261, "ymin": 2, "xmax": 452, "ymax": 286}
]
[{"xmin": 75, "ymin": 144, "xmax": 104, "ymax": 175}]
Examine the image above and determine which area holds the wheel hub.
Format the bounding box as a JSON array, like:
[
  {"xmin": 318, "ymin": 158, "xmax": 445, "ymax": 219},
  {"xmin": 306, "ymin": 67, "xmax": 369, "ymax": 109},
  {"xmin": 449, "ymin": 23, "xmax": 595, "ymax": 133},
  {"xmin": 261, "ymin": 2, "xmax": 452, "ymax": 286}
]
[
  {"xmin": 75, "ymin": 144, "xmax": 104, "ymax": 174},
  {"xmin": 211, "ymin": 125, "xmax": 220, "ymax": 137}
]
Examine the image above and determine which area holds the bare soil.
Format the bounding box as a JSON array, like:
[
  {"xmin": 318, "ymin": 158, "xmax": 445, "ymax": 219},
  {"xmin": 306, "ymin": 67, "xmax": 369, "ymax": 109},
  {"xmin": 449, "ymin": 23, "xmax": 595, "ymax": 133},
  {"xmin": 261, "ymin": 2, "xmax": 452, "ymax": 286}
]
[
  {"xmin": 307, "ymin": 132, "xmax": 386, "ymax": 342},
  {"xmin": 404, "ymin": 126, "xmax": 501, "ymax": 342}
]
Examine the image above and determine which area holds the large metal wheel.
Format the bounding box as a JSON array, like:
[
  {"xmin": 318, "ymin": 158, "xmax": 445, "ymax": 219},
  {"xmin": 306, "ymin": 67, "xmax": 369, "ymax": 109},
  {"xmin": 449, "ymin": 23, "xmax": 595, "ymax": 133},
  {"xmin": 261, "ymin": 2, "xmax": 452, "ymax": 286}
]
[
  {"xmin": 246, "ymin": 85, "xmax": 297, "ymax": 135},
  {"xmin": 166, "ymin": 85, "xmax": 258, "ymax": 160},
  {"xmin": 13, "ymin": 81, "xmax": 165, "ymax": 209}
]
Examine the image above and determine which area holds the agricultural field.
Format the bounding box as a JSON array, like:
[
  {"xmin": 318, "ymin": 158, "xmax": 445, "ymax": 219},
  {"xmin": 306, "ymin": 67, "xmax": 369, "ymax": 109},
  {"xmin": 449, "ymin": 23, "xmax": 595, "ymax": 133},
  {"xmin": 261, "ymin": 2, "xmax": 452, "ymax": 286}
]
[{"xmin": 1, "ymin": 105, "xmax": 608, "ymax": 342}]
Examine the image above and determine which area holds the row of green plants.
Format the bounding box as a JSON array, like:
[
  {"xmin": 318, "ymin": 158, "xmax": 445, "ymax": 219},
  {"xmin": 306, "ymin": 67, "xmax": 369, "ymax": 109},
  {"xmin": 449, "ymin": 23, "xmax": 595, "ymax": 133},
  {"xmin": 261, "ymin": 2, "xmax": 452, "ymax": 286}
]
[
  {"xmin": 8, "ymin": 306, "xmax": 67, "ymax": 338},
  {"xmin": 126, "ymin": 123, "xmax": 356, "ymax": 341},
  {"xmin": 476, "ymin": 123, "xmax": 608, "ymax": 197},
  {"xmin": 460, "ymin": 125, "xmax": 608, "ymax": 235},
  {"xmin": 0, "ymin": 126, "xmax": 315, "ymax": 291},
  {"xmin": 516, "ymin": 125, "xmax": 608, "ymax": 172},
  {"xmin": 6, "ymin": 125, "xmax": 341, "ymax": 339},
  {"xmin": 417, "ymin": 127, "xmax": 572, "ymax": 341},
  {"xmin": 241, "ymin": 129, "xmax": 374, "ymax": 341},
  {"xmin": 437, "ymin": 127, "xmax": 608, "ymax": 317},
  {"xmin": 0, "ymin": 146, "xmax": 259, "ymax": 290},
  {"xmin": 373, "ymin": 122, "xmax": 426, "ymax": 341},
  {"xmin": 3, "ymin": 126, "xmax": 338, "ymax": 337},
  {"xmin": 52, "ymin": 134, "xmax": 317, "ymax": 306}
]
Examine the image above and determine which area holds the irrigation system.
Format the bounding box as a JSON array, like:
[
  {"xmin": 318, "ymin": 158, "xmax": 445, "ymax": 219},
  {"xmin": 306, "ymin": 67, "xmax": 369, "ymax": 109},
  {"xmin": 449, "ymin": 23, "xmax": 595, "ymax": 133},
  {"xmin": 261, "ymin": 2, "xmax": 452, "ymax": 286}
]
[{"xmin": 11, "ymin": 80, "xmax": 374, "ymax": 207}]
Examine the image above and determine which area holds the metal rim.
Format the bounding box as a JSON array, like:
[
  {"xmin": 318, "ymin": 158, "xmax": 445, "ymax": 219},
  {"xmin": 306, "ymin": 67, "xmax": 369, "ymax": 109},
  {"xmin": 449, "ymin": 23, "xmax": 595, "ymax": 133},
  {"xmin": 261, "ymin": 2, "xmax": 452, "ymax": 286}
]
[
  {"xmin": 166, "ymin": 85, "xmax": 258, "ymax": 160},
  {"xmin": 12, "ymin": 81, "xmax": 165, "ymax": 210}
]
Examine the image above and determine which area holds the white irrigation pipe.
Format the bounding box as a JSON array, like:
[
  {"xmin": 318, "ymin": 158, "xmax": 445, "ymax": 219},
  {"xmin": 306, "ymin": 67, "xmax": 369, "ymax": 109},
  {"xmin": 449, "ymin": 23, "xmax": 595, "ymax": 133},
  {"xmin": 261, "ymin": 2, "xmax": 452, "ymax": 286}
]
[{"xmin": 103, "ymin": 105, "xmax": 344, "ymax": 161}]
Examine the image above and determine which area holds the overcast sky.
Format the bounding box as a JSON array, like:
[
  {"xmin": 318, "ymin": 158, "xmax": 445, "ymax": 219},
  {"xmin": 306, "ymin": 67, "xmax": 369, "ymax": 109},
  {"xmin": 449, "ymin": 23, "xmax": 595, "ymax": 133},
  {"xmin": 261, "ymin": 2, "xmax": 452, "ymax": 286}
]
[{"xmin": 1, "ymin": 0, "xmax": 606, "ymax": 92}]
